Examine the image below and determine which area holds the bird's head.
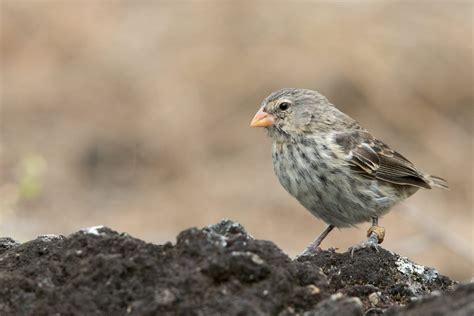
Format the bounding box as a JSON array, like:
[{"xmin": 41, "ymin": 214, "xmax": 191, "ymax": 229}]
[{"xmin": 250, "ymin": 88, "xmax": 333, "ymax": 140}]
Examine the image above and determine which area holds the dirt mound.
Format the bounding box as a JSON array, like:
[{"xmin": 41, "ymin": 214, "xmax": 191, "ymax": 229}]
[{"xmin": 0, "ymin": 220, "xmax": 472, "ymax": 315}]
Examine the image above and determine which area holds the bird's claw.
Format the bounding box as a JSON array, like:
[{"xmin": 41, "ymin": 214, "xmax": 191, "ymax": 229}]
[
  {"xmin": 299, "ymin": 245, "xmax": 339, "ymax": 258},
  {"xmin": 299, "ymin": 245, "xmax": 322, "ymax": 257},
  {"xmin": 349, "ymin": 233, "xmax": 380, "ymax": 258}
]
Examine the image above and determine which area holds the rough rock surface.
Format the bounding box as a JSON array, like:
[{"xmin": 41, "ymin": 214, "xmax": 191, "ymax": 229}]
[{"xmin": 0, "ymin": 220, "xmax": 472, "ymax": 315}]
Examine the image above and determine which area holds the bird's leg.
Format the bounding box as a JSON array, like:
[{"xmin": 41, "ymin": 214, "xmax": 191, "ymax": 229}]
[
  {"xmin": 300, "ymin": 224, "xmax": 335, "ymax": 256},
  {"xmin": 349, "ymin": 217, "xmax": 386, "ymax": 258}
]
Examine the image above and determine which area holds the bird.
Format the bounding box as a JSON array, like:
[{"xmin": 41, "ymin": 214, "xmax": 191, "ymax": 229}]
[{"xmin": 250, "ymin": 88, "xmax": 448, "ymax": 256}]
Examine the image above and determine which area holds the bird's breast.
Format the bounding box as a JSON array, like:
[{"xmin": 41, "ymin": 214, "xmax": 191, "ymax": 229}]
[{"xmin": 271, "ymin": 140, "xmax": 336, "ymax": 198}]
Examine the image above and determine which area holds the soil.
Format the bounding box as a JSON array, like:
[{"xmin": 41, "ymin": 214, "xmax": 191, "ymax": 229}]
[{"xmin": 0, "ymin": 220, "xmax": 472, "ymax": 315}]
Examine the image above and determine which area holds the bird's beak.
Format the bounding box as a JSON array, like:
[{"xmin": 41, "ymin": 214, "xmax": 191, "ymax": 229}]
[{"xmin": 250, "ymin": 108, "xmax": 275, "ymax": 127}]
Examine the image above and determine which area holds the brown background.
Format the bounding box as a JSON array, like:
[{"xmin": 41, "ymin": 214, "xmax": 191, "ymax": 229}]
[{"xmin": 1, "ymin": 1, "xmax": 472, "ymax": 280}]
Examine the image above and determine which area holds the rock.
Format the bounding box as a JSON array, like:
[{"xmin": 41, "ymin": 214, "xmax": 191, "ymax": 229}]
[
  {"xmin": 0, "ymin": 237, "xmax": 20, "ymax": 255},
  {"xmin": 297, "ymin": 246, "xmax": 454, "ymax": 311},
  {"xmin": 299, "ymin": 294, "xmax": 364, "ymax": 316},
  {"xmin": 0, "ymin": 220, "xmax": 467, "ymax": 315},
  {"xmin": 385, "ymin": 283, "xmax": 474, "ymax": 316}
]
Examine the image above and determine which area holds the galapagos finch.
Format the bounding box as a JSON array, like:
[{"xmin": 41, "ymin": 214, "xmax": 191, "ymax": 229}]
[{"xmin": 250, "ymin": 88, "xmax": 448, "ymax": 255}]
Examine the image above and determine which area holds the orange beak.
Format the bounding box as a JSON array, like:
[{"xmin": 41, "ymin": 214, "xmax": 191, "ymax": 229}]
[{"xmin": 250, "ymin": 108, "xmax": 275, "ymax": 127}]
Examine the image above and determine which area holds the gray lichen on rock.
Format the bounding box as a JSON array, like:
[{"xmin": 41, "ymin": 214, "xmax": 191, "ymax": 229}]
[
  {"xmin": 395, "ymin": 255, "xmax": 445, "ymax": 296},
  {"xmin": 0, "ymin": 237, "xmax": 20, "ymax": 255},
  {"xmin": 79, "ymin": 225, "xmax": 107, "ymax": 236},
  {"xmin": 202, "ymin": 218, "xmax": 253, "ymax": 248},
  {"xmin": 36, "ymin": 234, "xmax": 65, "ymax": 242}
]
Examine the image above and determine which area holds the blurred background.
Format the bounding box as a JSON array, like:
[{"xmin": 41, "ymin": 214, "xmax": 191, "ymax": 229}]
[{"xmin": 0, "ymin": 1, "xmax": 472, "ymax": 280}]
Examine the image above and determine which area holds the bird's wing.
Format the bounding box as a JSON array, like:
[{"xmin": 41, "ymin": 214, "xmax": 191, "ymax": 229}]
[{"xmin": 333, "ymin": 131, "xmax": 432, "ymax": 189}]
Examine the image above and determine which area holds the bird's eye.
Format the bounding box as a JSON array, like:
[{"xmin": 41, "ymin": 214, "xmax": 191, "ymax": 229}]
[{"xmin": 278, "ymin": 102, "xmax": 290, "ymax": 111}]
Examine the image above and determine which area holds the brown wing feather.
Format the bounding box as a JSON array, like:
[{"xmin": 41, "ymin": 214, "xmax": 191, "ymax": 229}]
[{"xmin": 334, "ymin": 131, "xmax": 432, "ymax": 189}]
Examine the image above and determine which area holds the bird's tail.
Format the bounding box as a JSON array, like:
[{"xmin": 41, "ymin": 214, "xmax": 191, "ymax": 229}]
[{"xmin": 427, "ymin": 175, "xmax": 449, "ymax": 190}]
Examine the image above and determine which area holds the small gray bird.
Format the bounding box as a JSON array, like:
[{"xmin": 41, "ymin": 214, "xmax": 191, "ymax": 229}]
[{"xmin": 250, "ymin": 88, "xmax": 448, "ymax": 255}]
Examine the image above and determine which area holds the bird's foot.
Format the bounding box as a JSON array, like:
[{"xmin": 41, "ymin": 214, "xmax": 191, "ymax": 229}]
[
  {"xmin": 299, "ymin": 245, "xmax": 323, "ymax": 257},
  {"xmin": 349, "ymin": 225, "xmax": 385, "ymax": 258},
  {"xmin": 299, "ymin": 245, "xmax": 338, "ymax": 257},
  {"xmin": 349, "ymin": 235, "xmax": 379, "ymax": 258}
]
